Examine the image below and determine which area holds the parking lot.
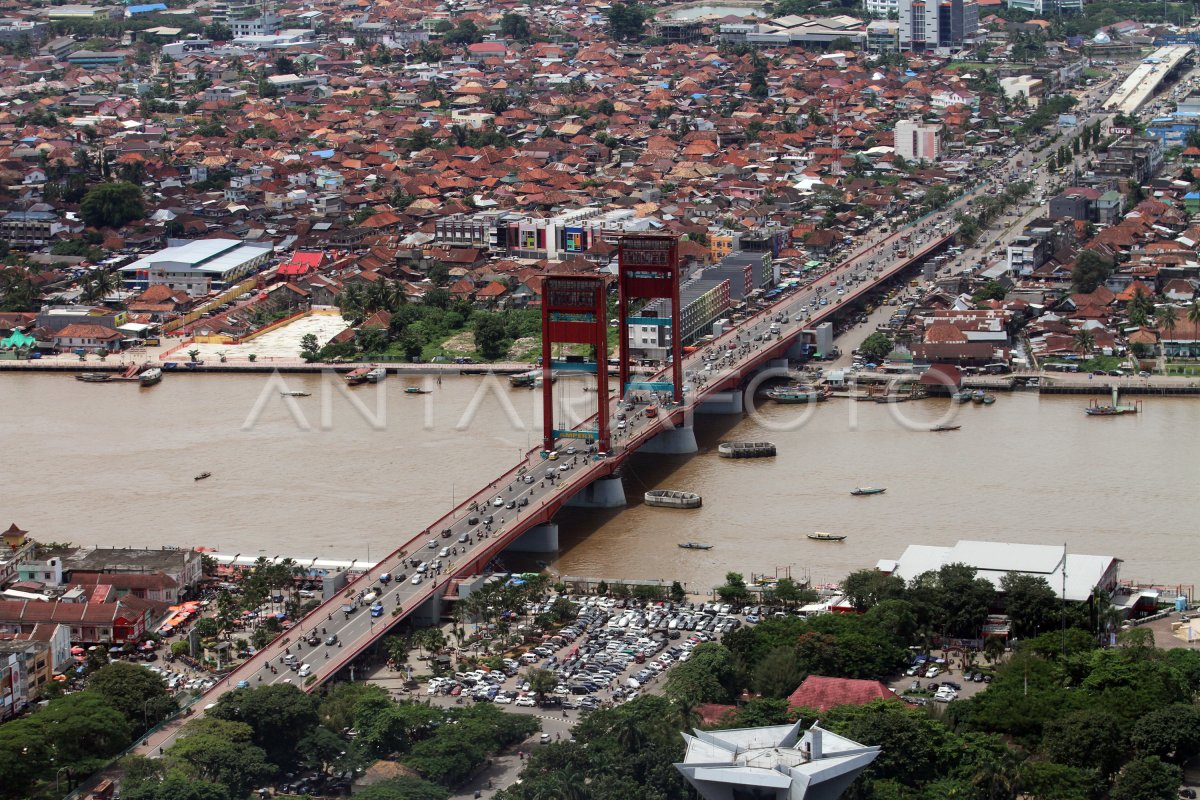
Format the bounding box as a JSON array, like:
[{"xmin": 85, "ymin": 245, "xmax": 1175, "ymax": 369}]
[{"xmin": 418, "ymin": 595, "xmax": 751, "ymax": 712}]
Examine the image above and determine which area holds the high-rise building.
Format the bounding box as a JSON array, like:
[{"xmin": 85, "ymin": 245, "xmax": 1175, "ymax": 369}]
[
  {"xmin": 897, "ymin": 0, "xmax": 977, "ymax": 50},
  {"xmin": 1005, "ymin": 0, "xmax": 1083, "ymax": 13},
  {"xmin": 894, "ymin": 119, "xmax": 942, "ymax": 162}
]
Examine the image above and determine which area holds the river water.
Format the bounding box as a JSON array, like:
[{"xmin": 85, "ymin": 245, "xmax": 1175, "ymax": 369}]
[{"xmin": 4, "ymin": 372, "xmax": 1197, "ymax": 590}]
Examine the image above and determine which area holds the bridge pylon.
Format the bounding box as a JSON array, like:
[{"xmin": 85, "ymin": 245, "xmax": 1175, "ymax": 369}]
[{"xmin": 540, "ymin": 275, "xmax": 611, "ymax": 453}]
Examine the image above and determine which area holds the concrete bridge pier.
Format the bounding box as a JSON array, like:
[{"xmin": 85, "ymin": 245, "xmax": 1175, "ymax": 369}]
[
  {"xmin": 407, "ymin": 592, "xmax": 442, "ymax": 626},
  {"xmin": 696, "ymin": 388, "xmax": 744, "ymax": 415},
  {"xmin": 640, "ymin": 424, "xmax": 699, "ymax": 454},
  {"xmin": 565, "ymin": 476, "xmax": 627, "ymax": 508},
  {"xmin": 504, "ymin": 522, "xmax": 560, "ymax": 553}
]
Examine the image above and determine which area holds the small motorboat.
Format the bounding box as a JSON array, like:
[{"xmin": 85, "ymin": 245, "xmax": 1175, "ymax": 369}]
[
  {"xmin": 138, "ymin": 368, "xmax": 162, "ymax": 386},
  {"xmin": 678, "ymin": 542, "xmax": 713, "ymax": 550},
  {"xmin": 929, "ymin": 424, "xmax": 961, "ymax": 432},
  {"xmin": 75, "ymin": 373, "xmax": 112, "ymax": 383},
  {"xmin": 280, "ymin": 391, "xmax": 311, "ymax": 397},
  {"xmin": 194, "ymin": 472, "xmax": 212, "ymax": 481},
  {"xmin": 981, "ymin": 394, "xmax": 996, "ymax": 405},
  {"xmin": 850, "ymin": 487, "xmax": 886, "ymax": 496},
  {"xmin": 404, "ymin": 387, "xmax": 430, "ymax": 394},
  {"xmin": 366, "ymin": 367, "xmax": 387, "ymax": 383},
  {"xmin": 807, "ymin": 532, "xmax": 847, "ymax": 542}
]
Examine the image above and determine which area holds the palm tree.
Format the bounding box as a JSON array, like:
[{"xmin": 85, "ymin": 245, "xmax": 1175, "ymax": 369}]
[
  {"xmin": 1157, "ymin": 304, "xmax": 1180, "ymax": 343},
  {"xmin": 1188, "ymin": 299, "xmax": 1200, "ymax": 331},
  {"xmin": 1072, "ymin": 329, "xmax": 1095, "ymax": 355}
]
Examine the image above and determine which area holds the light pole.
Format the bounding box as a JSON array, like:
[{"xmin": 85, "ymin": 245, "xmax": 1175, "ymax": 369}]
[{"xmin": 55, "ymin": 766, "xmax": 69, "ymax": 794}]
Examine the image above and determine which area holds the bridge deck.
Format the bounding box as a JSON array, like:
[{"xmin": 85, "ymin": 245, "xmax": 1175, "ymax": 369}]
[{"xmin": 135, "ymin": 225, "xmax": 955, "ymax": 756}]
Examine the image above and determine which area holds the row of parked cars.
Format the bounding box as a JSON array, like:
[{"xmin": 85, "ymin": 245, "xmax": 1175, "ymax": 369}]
[
  {"xmin": 422, "ymin": 596, "xmax": 747, "ymax": 711},
  {"xmin": 142, "ymin": 663, "xmax": 215, "ymax": 694}
]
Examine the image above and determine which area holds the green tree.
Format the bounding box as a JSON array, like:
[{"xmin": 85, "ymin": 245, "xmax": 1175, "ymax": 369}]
[
  {"xmin": 80, "ymin": 181, "xmax": 145, "ymax": 228},
  {"xmin": 716, "ymin": 571, "xmax": 751, "ymax": 606},
  {"xmin": 858, "ymin": 332, "xmax": 893, "ymax": 361},
  {"xmin": 37, "ymin": 690, "xmax": 132, "ymax": 765},
  {"xmin": 499, "ymin": 13, "xmax": 532, "ymax": 41},
  {"xmin": 318, "ymin": 681, "xmax": 388, "ymax": 735},
  {"xmin": 122, "ymin": 773, "xmax": 233, "ymax": 800},
  {"xmin": 208, "ymin": 683, "xmax": 320, "ymax": 769},
  {"xmin": 1017, "ymin": 760, "xmax": 1093, "ymax": 800},
  {"xmin": 473, "ymin": 314, "xmax": 510, "ymax": 361},
  {"xmin": 1071, "ymin": 249, "xmax": 1113, "ymax": 294},
  {"xmin": 999, "ymin": 573, "xmax": 1058, "ymax": 639},
  {"xmin": 1040, "ymin": 708, "xmax": 1127, "ymax": 777},
  {"xmin": 354, "ymin": 777, "xmax": 450, "ymax": 800},
  {"xmin": 842, "ymin": 569, "xmax": 906, "ymax": 612},
  {"xmin": 973, "ymin": 281, "xmax": 1007, "ymax": 302},
  {"xmin": 300, "ymin": 332, "xmax": 321, "ymax": 362},
  {"xmin": 664, "ymin": 643, "xmax": 738, "ymax": 705},
  {"xmin": 1156, "ymin": 304, "xmax": 1179, "ymax": 340},
  {"xmin": 751, "ymin": 646, "xmax": 804, "ymax": 699},
  {"xmin": 88, "ymin": 661, "xmax": 177, "ymax": 731},
  {"xmin": 604, "ymin": 2, "xmax": 649, "ymax": 41},
  {"xmin": 1110, "ymin": 755, "xmax": 1182, "ymax": 800},
  {"xmin": 525, "ymin": 667, "xmax": 558, "ymax": 703},
  {"xmin": 1129, "ymin": 704, "xmax": 1200, "ymax": 764},
  {"xmin": 164, "ymin": 719, "xmax": 273, "ymax": 798}
]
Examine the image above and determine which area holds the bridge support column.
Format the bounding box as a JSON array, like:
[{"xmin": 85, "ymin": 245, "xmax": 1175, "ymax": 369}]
[
  {"xmin": 767, "ymin": 358, "xmax": 789, "ymax": 372},
  {"xmin": 565, "ymin": 476, "xmax": 626, "ymax": 509},
  {"xmin": 504, "ymin": 523, "xmax": 560, "ymax": 553},
  {"xmin": 640, "ymin": 424, "xmax": 699, "ymax": 454},
  {"xmin": 408, "ymin": 592, "xmax": 442, "ymax": 626},
  {"xmin": 696, "ymin": 389, "xmax": 744, "ymax": 415}
]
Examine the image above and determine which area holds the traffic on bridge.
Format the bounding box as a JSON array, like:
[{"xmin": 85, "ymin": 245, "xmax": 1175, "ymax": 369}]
[{"xmin": 138, "ymin": 165, "xmax": 997, "ymax": 758}]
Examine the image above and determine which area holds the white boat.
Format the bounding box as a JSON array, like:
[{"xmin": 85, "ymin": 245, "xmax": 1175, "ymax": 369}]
[
  {"xmin": 365, "ymin": 367, "xmax": 387, "ymax": 383},
  {"xmin": 139, "ymin": 367, "xmax": 162, "ymax": 386},
  {"xmin": 644, "ymin": 489, "xmax": 702, "ymax": 509}
]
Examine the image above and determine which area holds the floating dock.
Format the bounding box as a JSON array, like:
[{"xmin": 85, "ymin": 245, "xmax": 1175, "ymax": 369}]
[{"xmin": 718, "ymin": 441, "xmax": 777, "ymax": 458}]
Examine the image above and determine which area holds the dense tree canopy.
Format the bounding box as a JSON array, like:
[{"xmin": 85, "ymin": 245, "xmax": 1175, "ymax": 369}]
[{"xmin": 80, "ymin": 181, "xmax": 145, "ymax": 228}]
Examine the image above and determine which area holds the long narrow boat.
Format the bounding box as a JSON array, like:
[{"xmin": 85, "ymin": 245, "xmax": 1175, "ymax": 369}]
[
  {"xmin": 807, "ymin": 532, "xmax": 847, "ymax": 542},
  {"xmin": 75, "ymin": 373, "xmax": 112, "ymax": 383},
  {"xmin": 929, "ymin": 424, "xmax": 961, "ymax": 432},
  {"xmin": 850, "ymin": 487, "xmax": 886, "ymax": 496},
  {"xmin": 678, "ymin": 542, "xmax": 713, "ymax": 550}
]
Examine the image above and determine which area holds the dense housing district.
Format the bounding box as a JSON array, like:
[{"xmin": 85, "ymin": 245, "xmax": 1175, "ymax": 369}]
[{"xmin": 2, "ymin": 0, "xmax": 1200, "ymax": 799}]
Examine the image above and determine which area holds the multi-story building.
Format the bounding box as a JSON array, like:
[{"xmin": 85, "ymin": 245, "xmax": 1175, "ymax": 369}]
[
  {"xmin": 1004, "ymin": 0, "xmax": 1082, "ymax": 13},
  {"xmin": 866, "ymin": 20, "xmax": 900, "ymax": 52},
  {"xmin": 119, "ymin": 238, "xmax": 273, "ymax": 296},
  {"xmin": 0, "ymin": 209, "xmax": 68, "ymax": 248},
  {"xmin": 630, "ymin": 278, "xmax": 731, "ymax": 359},
  {"xmin": 1094, "ymin": 135, "xmax": 1163, "ymax": 184},
  {"xmin": 865, "ymin": 0, "xmax": 901, "ymax": 17},
  {"xmin": 1006, "ymin": 218, "xmax": 1076, "ymax": 275},
  {"xmin": 229, "ymin": 11, "xmax": 280, "ymax": 38},
  {"xmin": 898, "ymin": 0, "xmax": 977, "ymax": 50},
  {"xmin": 894, "ymin": 119, "xmax": 942, "ymax": 162},
  {"xmin": 434, "ymin": 208, "xmax": 655, "ymax": 261}
]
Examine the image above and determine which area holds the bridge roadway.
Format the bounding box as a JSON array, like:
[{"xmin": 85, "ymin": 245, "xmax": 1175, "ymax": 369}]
[{"xmin": 137, "ymin": 218, "xmax": 968, "ymax": 758}]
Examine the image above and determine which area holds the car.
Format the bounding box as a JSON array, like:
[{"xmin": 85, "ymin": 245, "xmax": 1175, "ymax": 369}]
[
  {"xmin": 458, "ymin": 533, "xmax": 470, "ymax": 543},
  {"xmin": 325, "ymin": 634, "xmax": 338, "ymax": 646},
  {"xmin": 494, "ymin": 694, "xmax": 512, "ymax": 704},
  {"xmin": 540, "ymin": 732, "xmax": 552, "ymax": 743},
  {"xmin": 426, "ymin": 540, "xmax": 438, "ymax": 549},
  {"xmin": 411, "ymin": 575, "xmax": 422, "ymax": 585},
  {"xmin": 439, "ymin": 547, "xmax": 450, "ymax": 558},
  {"xmin": 493, "ymin": 496, "xmax": 505, "ymax": 507},
  {"xmin": 506, "ymin": 500, "xmax": 517, "ymax": 510},
  {"xmin": 1139, "ymin": 370, "xmax": 1151, "ymax": 378},
  {"xmin": 523, "ymin": 474, "xmax": 535, "ymax": 484},
  {"xmin": 559, "ymin": 463, "xmax": 569, "ymax": 471},
  {"xmin": 370, "ymin": 603, "xmax": 384, "ymax": 617},
  {"xmin": 516, "ymin": 696, "xmax": 536, "ymax": 707},
  {"xmin": 236, "ymin": 679, "xmax": 251, "ymax": 689},
  {"xmin": 298, "ymin": 664, "xmax": 312, "ymax": 678}
]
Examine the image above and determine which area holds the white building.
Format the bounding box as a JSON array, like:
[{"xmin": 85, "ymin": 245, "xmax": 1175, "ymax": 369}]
[
  {"xmin": 880, "ymin": 540, "xmax": 1120, "ymax": 602},
  {"xmin": 1005, "ymin": 0, "xmax": 1082, "ymax": 13},
  {"xmin": 675, "ymin": 720, "xmax": 880, "ymax": 800},
  {"xmin": 119, "ymin": 238, "xmax": 273, "ymax": 297},
  {"xmin": 865, "ymin": 0, "xmax": 900, "ymax": 17},
  {"xmin": 229, "ymin": 12, "xmax": 280, "ymax": 38},
  {"xmin": 894, "ymin": 119, "xmax": 941, "ymax": 162}
]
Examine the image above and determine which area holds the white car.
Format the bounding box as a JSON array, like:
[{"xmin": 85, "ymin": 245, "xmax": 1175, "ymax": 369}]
[
  {"xmin": 493, "ymin": 496, "xmax": 505, "ymax": 507},
  {"xmin": 494, "ymin": 694, "xmax": 513, "ymax": 704},
  {"xmin": 297, "ymin": 664, "xmax": 312, "ymax": 678},
  {"xmin": 515, "ymin": 696, "xmax": 536, "ymax": 707}
]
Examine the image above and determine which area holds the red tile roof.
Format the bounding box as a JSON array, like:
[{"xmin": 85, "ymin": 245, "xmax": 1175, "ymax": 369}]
[{"xmin": 787, "ymin": 675, "xmax": 896, "ymax": 712}]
